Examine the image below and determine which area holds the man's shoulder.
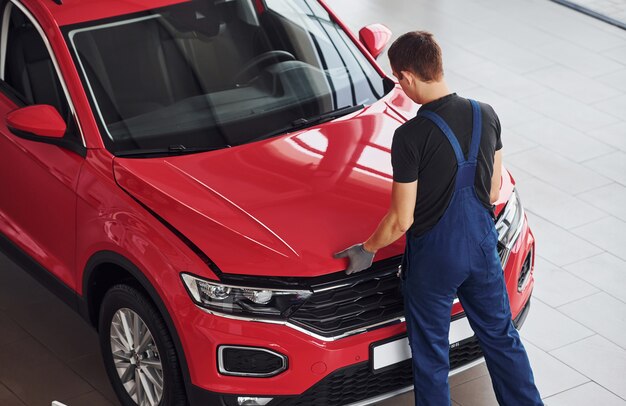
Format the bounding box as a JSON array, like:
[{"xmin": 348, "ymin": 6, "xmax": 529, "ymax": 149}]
[
  {"xmin": 441, "ymin": 95, "xmax": 497, "ymax": 115},
  {"xmin": 450, "ymin": 96, "xmax": 500, "ymax": 125},
  {"xmin": 476, "ymin": 99, "xmax": 497, "ymax": 114},
  {"xmin": 464, "ymin": 98, "xmax": 498, "ymax": 120}
]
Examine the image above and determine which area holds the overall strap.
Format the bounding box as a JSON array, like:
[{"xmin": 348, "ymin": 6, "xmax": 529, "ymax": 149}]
[
  {"xmin": 417, "ymin": 99, "xmax": 483, "ymax": 190},
  {"xmin": 454, "ymin": 99, "xmax": 482, "ymax": 189},
  {"xmin": 417, "ymin": 110, "xmax": 466, "ymax": 165},
  {"xmin": 467, "ymin": 99, "xmax": 482, "ymax": 164}
]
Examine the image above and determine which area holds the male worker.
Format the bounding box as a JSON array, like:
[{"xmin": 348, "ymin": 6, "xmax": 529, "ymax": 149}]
[{"xmin": 334, "ymin": 31, "xmax": 543, "ymax": 405}]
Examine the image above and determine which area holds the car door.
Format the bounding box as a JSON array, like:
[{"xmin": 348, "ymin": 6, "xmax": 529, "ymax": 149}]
[{"xmin": 0, "ymin": 1, "xmax": 84, "ymax": 292}]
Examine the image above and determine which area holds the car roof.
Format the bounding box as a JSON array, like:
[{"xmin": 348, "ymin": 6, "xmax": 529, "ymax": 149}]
[{"xmin": 35, "ymin": 0, "xmax": 188, "ymax": 27}]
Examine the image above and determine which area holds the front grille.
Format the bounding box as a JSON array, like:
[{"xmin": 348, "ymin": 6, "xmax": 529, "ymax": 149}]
[
  {"xmin": 284, "ymin": 337, "xmax": 482, "ymax": 406},
  {"xmin": 289, "ymin": 244, "xmax": 509, "ymax": 338},
  {"xmin": 290, "ymin": 361, "xmax": 413, "ymax": 406},
  {"xmin": 289, "ymin": 267, "xmax": 403, "ymax": 337},
  {"xmin": 450, "ymin": 336, "xmax": 483, "ymax": 368}
]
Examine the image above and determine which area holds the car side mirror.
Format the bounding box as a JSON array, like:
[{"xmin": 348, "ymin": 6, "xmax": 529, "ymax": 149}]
[
  {"xmin": 359, "ymin": 24, "xmax": 392, "ymax": 59},
  {"xmin": 6, "ymin": 104, "xmax": 66, "ymax": 139}
]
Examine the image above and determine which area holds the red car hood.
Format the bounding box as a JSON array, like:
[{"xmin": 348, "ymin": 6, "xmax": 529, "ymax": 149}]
[{"xmin": 113, "ymin": 90, "xmax": 510, "ymax": 278}]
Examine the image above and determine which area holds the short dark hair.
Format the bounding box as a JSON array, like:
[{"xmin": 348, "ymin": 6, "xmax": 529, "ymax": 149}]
[{"xmin": 388, "ymin": 31, "xmax": 443, "ymax": 82}]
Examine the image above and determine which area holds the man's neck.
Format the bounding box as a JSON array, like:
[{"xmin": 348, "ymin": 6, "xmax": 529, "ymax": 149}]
[{"xmin": 420, "ymin": 80, "xmax": 451, "ymax": 105}]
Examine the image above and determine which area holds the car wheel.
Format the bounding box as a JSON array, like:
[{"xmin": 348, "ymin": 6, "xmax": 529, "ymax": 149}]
[{"xmin": 99, "ymin": 284, "xmax": 187, "ymax": 406}]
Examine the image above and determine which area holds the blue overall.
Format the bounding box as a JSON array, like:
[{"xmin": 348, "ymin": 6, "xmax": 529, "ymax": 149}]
[{"xmin": 401, "ymin": 100, "xmax": 542, "ymax": 405}]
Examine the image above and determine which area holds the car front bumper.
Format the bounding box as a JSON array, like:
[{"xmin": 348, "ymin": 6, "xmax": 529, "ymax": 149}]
[
  {"xmin": 181, "ymin": 219, "xmax": 536, "ymax": 406},
  {"xmin": 185, "ymin": 294, "xmax": 533, "ymax": 406}
]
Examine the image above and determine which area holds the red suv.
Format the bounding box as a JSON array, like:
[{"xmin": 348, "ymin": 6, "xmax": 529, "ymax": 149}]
[{"xmin": 0, "ymin": 0, "xmax": 535, "ymax": 405}]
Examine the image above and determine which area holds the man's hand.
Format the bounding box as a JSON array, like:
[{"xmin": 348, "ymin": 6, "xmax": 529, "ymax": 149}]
[{"xmin": 333, "ymin": 243, "xmax": 375, "ymax": 275}]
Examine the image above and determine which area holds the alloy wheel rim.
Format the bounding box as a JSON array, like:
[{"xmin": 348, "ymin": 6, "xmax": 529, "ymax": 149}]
[{"xmin": 110, "ymin": 308, "xmax": 164, "ymax": 406}]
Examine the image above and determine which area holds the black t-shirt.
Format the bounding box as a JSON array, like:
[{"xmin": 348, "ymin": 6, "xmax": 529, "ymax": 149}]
[{"xmin": 391, "ymin": 93, "xmax": 502, "ymax": 237}]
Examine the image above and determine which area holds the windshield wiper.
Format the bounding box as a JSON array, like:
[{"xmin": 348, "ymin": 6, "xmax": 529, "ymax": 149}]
[
  {"xmin": 115, "ymin": 144, "xmax": 231, "ymax": 158},
  {"xmin": 251, "ymin": 104, "xmax": 364, "ymax": 143}
]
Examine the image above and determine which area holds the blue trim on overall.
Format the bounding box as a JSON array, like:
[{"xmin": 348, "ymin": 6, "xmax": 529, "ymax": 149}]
[{"xmin": 402, "ymin": 99, "xmax": 543, "ymax": 405}]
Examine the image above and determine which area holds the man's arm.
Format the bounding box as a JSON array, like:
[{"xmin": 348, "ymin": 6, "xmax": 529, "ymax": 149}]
[
  {"xmin": 334, "ymin": 181, "xmax": 417, "ymax": 274},
  {"xmin": 364, "ymin": 181, "xmax": 417, "ymax": 252},
  {"xmin": 490, "ymin": 150, "xmax": 502, "ymax": 204}
]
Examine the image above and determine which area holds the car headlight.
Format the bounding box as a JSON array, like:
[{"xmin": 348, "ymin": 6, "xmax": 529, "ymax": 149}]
[
  {"xmin": 181, "ymin": 273, "xmax": 312, "ymax": 318},
  {"xmin": 495, "ymin": 188, "xmax": 525, "ymax": 249}
]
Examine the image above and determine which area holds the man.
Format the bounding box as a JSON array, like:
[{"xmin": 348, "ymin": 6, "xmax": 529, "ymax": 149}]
[{"xmin": 334, "ymin": 31, "xmax": 543, "ymax": 405}]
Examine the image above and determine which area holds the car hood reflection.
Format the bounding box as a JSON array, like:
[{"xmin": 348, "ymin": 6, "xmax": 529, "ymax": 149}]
[{"xmin": 113, "ymin": 97, "xmax": 411, "ymax": 277}]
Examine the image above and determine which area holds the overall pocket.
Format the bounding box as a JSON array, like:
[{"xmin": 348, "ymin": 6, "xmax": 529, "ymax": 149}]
[{"xmin": 479, "ymin": 227, "xmax": 501, "ymax": 274}]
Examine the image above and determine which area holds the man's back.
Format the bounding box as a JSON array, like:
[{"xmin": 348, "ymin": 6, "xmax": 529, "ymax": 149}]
[{"xmin": 391, "ymin": 93, "xmax": 502, "ymax": 237}]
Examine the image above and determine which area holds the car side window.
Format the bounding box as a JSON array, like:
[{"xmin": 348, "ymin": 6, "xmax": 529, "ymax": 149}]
[{"xmin": 0, "ymin": 2, "xmax": 79, "ymax": 141}]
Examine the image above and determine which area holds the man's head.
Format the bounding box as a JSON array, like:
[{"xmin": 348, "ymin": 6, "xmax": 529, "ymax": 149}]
[{"xmin": 388, "ymin": 31, "xmax": 445, "ymax": 104}]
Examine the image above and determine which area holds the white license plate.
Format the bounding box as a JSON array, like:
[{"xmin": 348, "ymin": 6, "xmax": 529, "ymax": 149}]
[{"xmin": 371, "ymin": 317, "xmax": 474, "ymax": 371}]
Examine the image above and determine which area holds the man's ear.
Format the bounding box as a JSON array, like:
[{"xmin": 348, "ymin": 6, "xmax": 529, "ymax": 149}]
[{"xmin": 401, "ymin": 70, "xmax": 414, "ymax": 86}]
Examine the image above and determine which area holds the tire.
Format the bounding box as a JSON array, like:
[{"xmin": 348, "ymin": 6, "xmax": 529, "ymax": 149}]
[{"xmin": 98, "ymin": 284, "xmax": 187, "ymax": 406}]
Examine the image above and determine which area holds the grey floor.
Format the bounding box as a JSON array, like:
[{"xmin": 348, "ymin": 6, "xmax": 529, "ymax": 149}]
[{"xmin": 1, "ymin": 0, "xmax": 626, "ymax": 405}]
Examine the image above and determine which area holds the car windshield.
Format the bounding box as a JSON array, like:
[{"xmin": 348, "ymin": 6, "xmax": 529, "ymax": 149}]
[{"xmin": 64, "ymin": 0, "xmax": 389, "ymax": 155}]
